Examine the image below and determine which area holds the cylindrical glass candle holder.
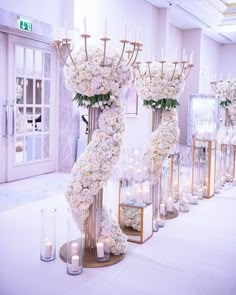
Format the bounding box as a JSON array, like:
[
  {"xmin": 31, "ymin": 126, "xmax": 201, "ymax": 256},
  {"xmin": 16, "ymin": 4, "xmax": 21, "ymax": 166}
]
[
  {"xmin": 40, "ymin": 208, "xmax": 56, "ymax": 262},
  {"xmin": 96, "ymin": 208, "xmax": 111, "ymax": 262},
  {"xmin": 179, "ymin": 192, "xmax": 190, "ymax": 213},
  {"xmin": 66, "ymin": 208, "xmax": 83, "ymax": 275}
]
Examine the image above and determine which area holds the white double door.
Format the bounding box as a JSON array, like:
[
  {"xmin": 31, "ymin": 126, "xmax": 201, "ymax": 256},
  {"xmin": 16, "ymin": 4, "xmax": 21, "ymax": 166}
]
[{"xmin": 0, "ymin": 32, "xmax": 57, "ymax": 183}]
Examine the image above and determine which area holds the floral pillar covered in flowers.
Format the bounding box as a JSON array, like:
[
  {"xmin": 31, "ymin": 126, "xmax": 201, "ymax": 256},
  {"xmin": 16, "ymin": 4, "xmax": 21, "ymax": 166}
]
[
  {"xmin": 135, "ymin": 58, "xmax": 192, "ymax": 224},
  {"xmin": 211, "ymin": 78, "xmax": 236, "ymax": 186},
  {"xmin": 55, "ymin": 32, "xmax": 136, "ymax": 264}
]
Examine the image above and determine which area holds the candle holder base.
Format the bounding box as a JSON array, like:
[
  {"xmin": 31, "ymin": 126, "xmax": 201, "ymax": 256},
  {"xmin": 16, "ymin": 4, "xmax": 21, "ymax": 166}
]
[
  {"xmin": 59, "ymin": 243, "xmax": 126, "ymax": 268},
  {"xmin": 165, "ymin": 208, "xmax": 179, "ymax": 220}
]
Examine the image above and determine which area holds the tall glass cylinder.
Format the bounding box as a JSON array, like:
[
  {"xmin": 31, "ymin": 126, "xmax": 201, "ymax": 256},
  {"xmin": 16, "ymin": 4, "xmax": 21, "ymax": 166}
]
[
  {"xmin": 40, "ymin": 208, "xmax": 56, "ymax": 262},
  {"xmin": 67, "ymin": 208, "xmax": 83, "ymax": 275},
  {"xmin": 96, "ymin": 208, "xmax": 111, "ymax": 262}
]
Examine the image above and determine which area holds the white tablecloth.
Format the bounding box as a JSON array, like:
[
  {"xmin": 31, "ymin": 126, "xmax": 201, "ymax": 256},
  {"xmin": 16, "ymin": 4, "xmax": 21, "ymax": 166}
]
[{"xmin": 1, "ymin": 188, "xmax": 236, "ymax": 295}]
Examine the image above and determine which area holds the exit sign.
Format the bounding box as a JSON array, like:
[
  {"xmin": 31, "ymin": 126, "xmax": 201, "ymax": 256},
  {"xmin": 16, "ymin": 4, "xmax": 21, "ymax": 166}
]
[{"xmin": 19, "ymin": 19, "xmax": 32, "ymax": 32}]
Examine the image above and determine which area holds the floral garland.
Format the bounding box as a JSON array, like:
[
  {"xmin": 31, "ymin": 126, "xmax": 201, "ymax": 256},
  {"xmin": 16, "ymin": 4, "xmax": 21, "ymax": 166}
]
[
  {"xmin": 144, "ymin": 109, "xmax": 180, "ymax": 178},
  {"xmin": 65, "ymin": 45, "xmax": 132, "ymax": 255},
  {"xmin": 99, "ymin": 207, "xmax": 128, "ymax": 255},
  {"xmin": 228, "ymin": 101, "xmax": 236, "ymax": 126},
  {"xmin": 120, "ymin": 207, "xmax": 141, "ymax": 231},
  {"xmin": 135, "ymin": 62, "xmax": 185, "ymax": 110}
]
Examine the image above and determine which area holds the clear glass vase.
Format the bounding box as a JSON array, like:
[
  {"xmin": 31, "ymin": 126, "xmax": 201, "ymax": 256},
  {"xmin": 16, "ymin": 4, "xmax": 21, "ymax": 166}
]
[
  {"xmin": 40, "ymin": 208, "xmax": 56, "ymax": 262},
  {"xmin": 66, "ymin": 208, "xmax": 83, "ymax": 275},
  {"xmin": 96, "ymin": 208, "xmax": 111, "ymax": 262}
]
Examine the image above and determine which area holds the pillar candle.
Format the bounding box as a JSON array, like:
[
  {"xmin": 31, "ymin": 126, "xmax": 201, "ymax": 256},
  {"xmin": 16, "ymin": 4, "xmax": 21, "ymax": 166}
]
[
  {"xmin": 160, "ymin": 203, "xmax": 165, "ymax": 215},
  {"xmin": 183, "ymin": 199, "xmax": 189, "ymax": 211},
  {"xmin": 166, "ymin": 197, "xmax": 174, "ymax": 212},
  {"xmin": 198, "ymin": 188, "xmax": 203, "ymax": 199},
  {"xmin": 125, "ymin": 191, "xmax": 132, "ymax": 203},
  {"xmin": 84, "ymin": 17, "xmax": 87, "ymax": 35},
  {"xmin": 96, "ymin": 242, "xmax": 104, "ymax": 258},
  {"xmin": 71, "ymin": 255, "xmax": 79, "ymax": 272},
  {"xmin": 44, "ymin": 241, "xmax": 52, "ymax": 259},
  {"xmin": 202, "ymin": 186, "xmax": 208, "ymax": 198},
  {"xmin": 71, "ymin": 242, "xmax": 78, "ymax": 256},
  {"xmin": 135, "ymin": 189, "xmax": 143, "ymax": 205}
]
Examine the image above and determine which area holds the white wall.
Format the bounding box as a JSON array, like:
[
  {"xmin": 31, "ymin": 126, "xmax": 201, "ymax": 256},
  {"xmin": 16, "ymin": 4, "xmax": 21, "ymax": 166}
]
[
  {"xmin": 75, "ymin": 0, "xmax": 160, "ymax": 150},
  {"xmin": 168, "ymin": 25, "xmax": 183, "ymax": 61},
  {"xmin": 220, "ymin": 43, "xmax": 236, "ymax": 79},
  {"xmin": 0, "ymin": 0, "xmax": 74, "ymax": 27},
  {"xmin": 199, "ymin": 35, "xmax": 221, "ymax": 94}
]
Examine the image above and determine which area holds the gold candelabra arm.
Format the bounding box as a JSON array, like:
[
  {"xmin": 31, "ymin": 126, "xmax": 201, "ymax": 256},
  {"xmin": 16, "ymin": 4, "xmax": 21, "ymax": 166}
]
[
  {"xmin": 53, "ymin": 41, "xmax": 68, "ymax": 67},
  {"xmin": 210, "ymin": 82, "xmax": 218, "ymax": 95},
  {"xmin": 126, "ymin": 50, "xmax": 133, "ymax": 60},
  {"xmin": 146, "ymin": 61, "xmax": 152, "ymax": 79},
  {"xmin": 184, "ymin": 64, "xmax": 194, "ymax": 80},
  {"xmin": 159, "ymin": 61, "xmax": 166, "ymax": 79},
  {"xmin": 127, "ymin": 42, "xmax": 136, "ymax": 66},
  {"xmin": 81, "ymin": 34, "xmax": 91, "ymax": 61},
  {"xmin": 171, "ymin": 62, "xmax": 178, "ymax": 81},
  {"xmin": 101, "ymin": 37, "xmax": 111, "ymax": 66},
  {"xmin": 135, "ymin": 62, "xmax": 143, "ymax": 80},
  {"xmin": 131, "ymin": 43, "xmax": 143, "ymax": 66},
  {"xmin": 63, "ymin": 38, "xmax": 77, "ymax": 68},
  {"xmin": 178, "ymin": 61, "xmax": 187, "ymax": 79},
  {"xmin": 117, "ymin": 40, "xmax": 129, "ymax": 67}
]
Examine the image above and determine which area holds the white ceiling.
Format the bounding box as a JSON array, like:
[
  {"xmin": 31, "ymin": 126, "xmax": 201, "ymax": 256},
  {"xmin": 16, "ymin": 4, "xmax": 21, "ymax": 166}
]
[{"xmin": 146, "ymin": 0, "xmax": 236, "ymax": 43}]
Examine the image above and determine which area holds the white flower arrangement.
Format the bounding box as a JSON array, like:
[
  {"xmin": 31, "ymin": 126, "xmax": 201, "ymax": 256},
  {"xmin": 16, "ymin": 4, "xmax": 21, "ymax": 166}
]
[
  {"xmin": 63, "ymin": 45, "xmax": 133, "ymax": 109},
  {"xmin": 120, "ymin": 206, "xmax": 141, "ymax": 231},
  {"xmin": 64, "ymin": 45, "xmax": 133, "ymax": 255},
  {"xmin": 99, "ymin": 207, "xmax": 128, "ymax": 256},
  {"xmin": 135, "ymin": 62, "xmax": 185, "ymax": 110},
  {"xmin": 228, "ymin": 101, "xmax": 236, "ymax": 126},
  {"xmin": 216, "ymin": 80, "xmax": 236, "ymax": 108},
  {"xmin": 144, "ymin": 109, "xmax": 180, "ymax": 178}
]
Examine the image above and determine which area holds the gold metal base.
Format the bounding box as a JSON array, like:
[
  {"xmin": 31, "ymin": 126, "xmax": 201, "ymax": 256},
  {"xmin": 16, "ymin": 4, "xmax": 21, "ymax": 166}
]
[
  {"xmin": 165, "ymin": 208, "xmax": 179, "ymax": 220},
  {"xmin": 59, "ymin": 243, "xmax": 126, "ymax": 268}
]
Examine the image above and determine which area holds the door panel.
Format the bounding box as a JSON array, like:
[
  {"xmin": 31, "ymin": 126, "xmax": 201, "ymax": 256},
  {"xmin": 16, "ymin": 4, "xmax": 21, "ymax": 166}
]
[{"xmin": 0, "ymin": 33, "xmax": 57, "ymax": 183}]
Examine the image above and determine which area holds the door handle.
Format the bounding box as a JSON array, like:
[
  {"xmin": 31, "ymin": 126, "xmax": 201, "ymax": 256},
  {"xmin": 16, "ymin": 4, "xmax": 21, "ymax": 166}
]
[
  {"xmin": 10, "ymin": 102, "xmax": 15, "ymax": 138},
  {"xmin": 3, "ymin": 100, "xmax": 8, "ymax": 140}
]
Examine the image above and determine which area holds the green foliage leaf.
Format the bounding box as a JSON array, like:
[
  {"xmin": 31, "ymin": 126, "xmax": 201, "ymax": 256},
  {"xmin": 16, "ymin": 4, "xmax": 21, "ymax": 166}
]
[{"xmin": 143, "ymin": 98, "xmax": 180, "ymax": 110}]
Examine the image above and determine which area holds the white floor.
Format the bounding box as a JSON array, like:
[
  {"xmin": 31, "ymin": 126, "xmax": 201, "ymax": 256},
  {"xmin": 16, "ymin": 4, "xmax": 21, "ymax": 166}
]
[
  {"xmin": 0, "ymin": 173, "xmax": 236, "ymax": 295},
  {"xmin": 0, "ymin": 173, "xmax": 70, "ymax": 211}
]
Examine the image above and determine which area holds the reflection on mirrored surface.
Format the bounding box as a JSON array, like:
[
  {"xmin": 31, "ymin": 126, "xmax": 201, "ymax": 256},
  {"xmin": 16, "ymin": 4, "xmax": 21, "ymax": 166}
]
[
  {"xmin": 44, "ymin": 80, "xmax": 50, "ymax": 105},
  {"xmin": 43, "ymin": 107, "xmax": 50, "ymax": 132},
  {"xmin": 119, "ymin": 203, "xmax": 153, "ymax": 244},
  {"xmin": 34, "ymin": 135, "xmax": 42, "ymax": 160},
  {"xmin": 26, "ymin": 79, "xmax": 33, "ymax": 104},
  {"xmin": 35, "ymin": 50, "xmax": 43, "ymax": 76},
  {"xmin": 43, "ymin": 134, "xmax": 50, "ymax": 159},
  {"xmin": 26, "ymin": 107, "xmax": 34, "ymax": 133},
  {"xmin": 16, "ymin": 77, "xmax": 24, "ymax": 104},
  {"xmin": 35, "ymin": 79, "xmax": 42, "ymax": 104},
  {"xmin": 16, "ymin": 46, "xmax": 24, "ymax": 75},
  {"xmin": 44, "ymin": 52, "xmax": 51, "ymax": 78},
  {"xmin": 15, "ymin": 136, "xmax": 24, "ymax": 163},
  {"xmin": 188, "ymin": 94, "xmax": 219, "ymax": 145},
  {"xmin": 25, "ymin": 48, "xmax": 34, "ymax": 76}
]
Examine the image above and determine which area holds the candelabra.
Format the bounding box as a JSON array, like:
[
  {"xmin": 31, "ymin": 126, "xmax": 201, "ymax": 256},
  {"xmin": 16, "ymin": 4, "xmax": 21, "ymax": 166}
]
[
  {"xmin": 52, "ymin": 30, "xmax": 143, "ymax": 69},
  {"xmin": 133, "ymin": 55, "xmax": 194, "ymax": 81}
]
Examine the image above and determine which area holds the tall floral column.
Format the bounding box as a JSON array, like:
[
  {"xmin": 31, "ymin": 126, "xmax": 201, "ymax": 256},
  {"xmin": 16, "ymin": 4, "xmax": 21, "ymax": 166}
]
[
  {"xmin": 136, "ymin": 61, "xmax": 187, "ymax": 222},
  {"xmin": 62, "ymin": 44, "xmax": 133, "ymax": 261},
  {"xmin": 214, "ymin": 79, "xmax": 236, "ymax": 127}
]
